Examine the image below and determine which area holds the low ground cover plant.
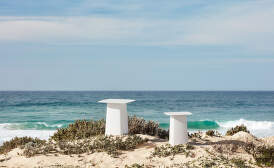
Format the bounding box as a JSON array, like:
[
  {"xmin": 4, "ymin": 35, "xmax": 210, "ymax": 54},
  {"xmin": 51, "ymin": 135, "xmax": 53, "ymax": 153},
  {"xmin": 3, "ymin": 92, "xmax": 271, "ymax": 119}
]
[
  {"xmin": 0, "ymin": 136, "xmax": 46, "ymax": 154},
  {"xmin": 23, "ymin": 135, "xmax": 148, "ymax": 158},
  {"xmin": 151, "ymin": 144, "xmax": 195, "ymax": 158},
  {"xmin": 125, "ymin": 163, "xmax": 145, "ymax": 168},
  {"xmin": 252, "ymin": 145, "xmax": 274, "ymax": 167}
]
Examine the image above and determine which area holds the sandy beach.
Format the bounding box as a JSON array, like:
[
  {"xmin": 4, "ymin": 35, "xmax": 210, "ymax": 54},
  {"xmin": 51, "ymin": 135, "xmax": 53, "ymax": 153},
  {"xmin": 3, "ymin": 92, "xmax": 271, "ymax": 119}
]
[
  {"xmin": 1, "ymin": 0, "xmax": 274, "ymax": 166},
  {"xmin": 1, "ymin": 131, "xmax": 273, "ymax": 168}
]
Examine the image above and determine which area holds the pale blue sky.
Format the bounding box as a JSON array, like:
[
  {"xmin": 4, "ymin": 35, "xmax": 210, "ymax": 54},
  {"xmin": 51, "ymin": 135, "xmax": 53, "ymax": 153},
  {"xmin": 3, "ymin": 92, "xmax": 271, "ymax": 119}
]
[{"xmin": 0, "ymin": 0, "xmax": 274, "ymax": 90}]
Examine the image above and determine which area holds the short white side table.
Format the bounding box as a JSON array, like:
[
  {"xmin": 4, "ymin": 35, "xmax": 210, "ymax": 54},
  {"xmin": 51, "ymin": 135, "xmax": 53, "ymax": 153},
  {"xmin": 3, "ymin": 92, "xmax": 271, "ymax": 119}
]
[
  {"xmin": 98, "ymin": 99, "xmax": 135, "ymax": 136},
  {"xmin": 164, "ymin": 112, "xmax": 192, "ymax": 146}
]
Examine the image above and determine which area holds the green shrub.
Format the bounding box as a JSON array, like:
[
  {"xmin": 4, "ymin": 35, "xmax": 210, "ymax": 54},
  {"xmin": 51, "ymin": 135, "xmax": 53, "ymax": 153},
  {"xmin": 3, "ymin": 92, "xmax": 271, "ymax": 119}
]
[
  {"xmin": 51, "ymin": 119, "xmax": 105, "ymax": 141},
  {"xmin": 125, "ymin": 163, "xmax": 144, "ymax": 168},
  {"xmin": 1, "ymin": 117, "xmax": 169, "ymax": 157},
  {"xmin": 151, "ymin": 144, "xmax": 194, "ymax": 158},
  {"xmin": 91, "ymin": 135, "xmax": 148, "ymax": 157},
  {"xmin": 205, "ymin": 130, "xmax": 221, "ymax": 137},
  {"xmin": 206, "ymin": 130, "xmax": 215, "ymax": 136},
  {"xmin": 152, "ymin": 144, "xmax": 185, "ymax": 157},
  {"xmin": 231, "ymin": 158, "xmax": 249, "ymax": 168},
  {"xmin": 23, "ymin": 142, "xmax": 43, "ymax": 157},
  {"xmin": 202, "ymin": 161, "xmax": 216, "ymax": 168},
  {"xmin": 225, "ymin": 125, "xmax": 250, "ymax": 136},
  {"xmin": 243, "ymin": 142, "xmax": 256, "ymax": 154},
  {"xmin": 51, "ymin": 116, "xmax": 169, "ymax": 142},
  {"xmin": 186, "ymin": 144, "xmax": 195, "ymax": 150},
  {"xmin": 189, "ymin": 131, "xmax": 202, "ymax": 139},
  {"xmin": 128, "ymin": 116, "xmax": 169, "ymax": 139},
  {"xmin": 253, "ymin": 145, "xmax": 274, "ymax": 167},
  {"xmin": 22, "ymin": 135, "xmax": 147, "ymax": 158},
  {"xmin": 0, "ymin": 136, "xmax": 46, "ymax": 154}
]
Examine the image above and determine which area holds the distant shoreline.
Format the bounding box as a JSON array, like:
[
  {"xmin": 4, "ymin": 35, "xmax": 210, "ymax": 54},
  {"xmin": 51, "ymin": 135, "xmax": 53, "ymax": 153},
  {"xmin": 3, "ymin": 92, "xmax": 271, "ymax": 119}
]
[{"xmin": 1, "ymin": 90, "xmax": 274, "ymax": 92}]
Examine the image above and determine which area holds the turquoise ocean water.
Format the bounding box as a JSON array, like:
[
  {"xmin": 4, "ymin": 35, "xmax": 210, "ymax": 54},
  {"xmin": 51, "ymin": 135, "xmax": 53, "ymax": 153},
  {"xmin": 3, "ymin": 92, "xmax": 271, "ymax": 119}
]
[{"xmin": 0, "ymin": 91, "xmax": 274, "ymax": 144}]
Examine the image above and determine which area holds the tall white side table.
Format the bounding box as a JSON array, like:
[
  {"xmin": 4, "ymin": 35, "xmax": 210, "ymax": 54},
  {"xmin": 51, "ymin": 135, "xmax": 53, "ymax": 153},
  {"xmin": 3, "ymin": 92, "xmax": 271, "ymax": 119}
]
[
  {"xmin": 164, "ymin": 112, "xmax": 192, "ymax": 146},
  {"xmin": 98, "ymin": 99, "xmax": 135, "ymax": 136}
]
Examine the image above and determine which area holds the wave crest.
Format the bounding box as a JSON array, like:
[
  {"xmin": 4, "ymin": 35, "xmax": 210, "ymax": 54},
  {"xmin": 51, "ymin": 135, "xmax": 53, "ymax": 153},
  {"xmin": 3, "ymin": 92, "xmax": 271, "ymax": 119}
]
[
  {"xmin": 218, "ymin": 119, "xmax": 274, "ymax": 130},
  {"xmin": 0, "ymin": 122, "xmax": 65, "ymax": 130}
]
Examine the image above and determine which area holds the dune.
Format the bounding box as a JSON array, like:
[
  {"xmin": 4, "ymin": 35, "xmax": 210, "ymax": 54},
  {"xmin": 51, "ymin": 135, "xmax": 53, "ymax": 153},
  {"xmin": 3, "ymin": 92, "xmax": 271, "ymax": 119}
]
[{"xmin": 0, "ymin": 132, "xmax": 273, "ymax": 168}]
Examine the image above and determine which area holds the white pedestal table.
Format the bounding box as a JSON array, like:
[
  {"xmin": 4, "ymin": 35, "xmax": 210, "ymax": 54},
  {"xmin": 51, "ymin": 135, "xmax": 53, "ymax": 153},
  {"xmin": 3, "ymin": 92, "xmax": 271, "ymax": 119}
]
[
  {"xmin": 164, "ymin": 112, "xmax": 192, "ymax": 146},
  {"xmin": 98, "ymin": 99, "xmax": 135, "ymax": 136}
]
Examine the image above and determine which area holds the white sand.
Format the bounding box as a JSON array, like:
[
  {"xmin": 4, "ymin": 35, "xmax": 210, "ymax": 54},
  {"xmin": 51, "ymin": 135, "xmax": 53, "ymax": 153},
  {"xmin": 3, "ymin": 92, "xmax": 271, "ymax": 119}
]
[{"xmin": 0, "ymin": 133, "xmax": 273, "ymax": 168}]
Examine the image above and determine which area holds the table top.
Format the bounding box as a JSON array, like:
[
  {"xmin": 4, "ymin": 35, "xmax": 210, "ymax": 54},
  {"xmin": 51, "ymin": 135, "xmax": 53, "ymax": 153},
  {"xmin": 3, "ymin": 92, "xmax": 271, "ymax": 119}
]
[
  {"xmin": 98, "ymin": 99, "xmax": 136, "ymax": 104},
  {"xmin": 164, "ymin": 112, "xmax": 192, "ymax": 116}
]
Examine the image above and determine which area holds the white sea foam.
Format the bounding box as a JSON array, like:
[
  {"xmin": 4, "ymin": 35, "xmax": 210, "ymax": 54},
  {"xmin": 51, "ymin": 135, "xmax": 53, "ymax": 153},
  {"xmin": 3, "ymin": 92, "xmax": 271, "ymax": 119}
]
[
  {"xmin": 217, "ymin": 119, "xmax": 274, "ymax": 137},
  {"xmin": 1, "ymin": 119, "xmax": 274, "ymax": 145},
  {"xmin": 36, "ymin": 122, "xmax": 63, "ymax": 128},
  {"xmin": 0, "ymin": 123, "xmax": 56, "ymax": 145},
  {"xmin": 218, "ymin": 119, "xmax": 273, "ymax": 130}
]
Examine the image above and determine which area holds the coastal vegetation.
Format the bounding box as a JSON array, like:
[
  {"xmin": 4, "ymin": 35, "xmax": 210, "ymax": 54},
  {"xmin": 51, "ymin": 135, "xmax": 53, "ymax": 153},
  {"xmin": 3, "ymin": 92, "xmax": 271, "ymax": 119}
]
[
  {"xmin": 0, "ymin": 117, "xmax": 273, "ymax": 167},
  {"xmin": 151, "ymin": 144, "xmax": 195, "ymax": 158},
  {"xmin": 206, "ymin": 130, "xmax": 221, "ymax": 137},
  {"xmin": 23, "ymin": 135, "xmax": 148, "ymax": 158},
  {"xmin": 51, "ymin": 116, "xmax": 168, "ymax": 142},
  {"xmin": 0, "ymin": 136, "xmax": 46, "ymax": 154},
  {"xmin": 226, "ymin": 124, "xmax": 250, "ymax": 136},
  {"xmin": 125, "ymin": 163, "xmax": 145, "ymax": 168},
  {"xmin": 51, "ymin": 119, "xmax": 105, "ymax": 141},
  {"xmin": 252, "ymin": 145, "xmax": 274, "ymax": 167},
  {"xmin": 128, "ymin": 115, "xmax": 169, "ymax": 139}
]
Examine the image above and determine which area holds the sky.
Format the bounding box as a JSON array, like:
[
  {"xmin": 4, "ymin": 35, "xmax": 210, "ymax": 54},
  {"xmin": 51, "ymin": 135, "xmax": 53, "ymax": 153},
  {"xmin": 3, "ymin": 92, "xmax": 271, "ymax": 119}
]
[{"xmin": 0, "ymin": 0, "xmax": 274, "ymax": 90}]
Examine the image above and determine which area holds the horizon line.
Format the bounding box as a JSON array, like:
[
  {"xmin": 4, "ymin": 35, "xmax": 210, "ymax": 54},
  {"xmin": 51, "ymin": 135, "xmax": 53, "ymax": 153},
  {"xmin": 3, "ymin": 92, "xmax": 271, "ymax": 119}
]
[{"xmin": 1, "ymin": 90, "xmax": 274, "ymax": 92}]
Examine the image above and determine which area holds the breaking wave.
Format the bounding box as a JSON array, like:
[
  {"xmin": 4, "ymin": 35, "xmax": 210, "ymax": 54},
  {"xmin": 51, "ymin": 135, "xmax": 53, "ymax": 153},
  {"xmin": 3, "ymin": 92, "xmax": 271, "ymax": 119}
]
[{"xmin": 1, "ymin": 118, "xmax": 273, "ymax": 145}]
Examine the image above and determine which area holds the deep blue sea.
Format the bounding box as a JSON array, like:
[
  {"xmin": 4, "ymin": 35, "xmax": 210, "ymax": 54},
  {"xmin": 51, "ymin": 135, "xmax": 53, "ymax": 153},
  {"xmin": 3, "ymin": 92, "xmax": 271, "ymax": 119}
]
[{"xmin": 0, "ymin": 91, "xmax": 274, "ymax": 144}]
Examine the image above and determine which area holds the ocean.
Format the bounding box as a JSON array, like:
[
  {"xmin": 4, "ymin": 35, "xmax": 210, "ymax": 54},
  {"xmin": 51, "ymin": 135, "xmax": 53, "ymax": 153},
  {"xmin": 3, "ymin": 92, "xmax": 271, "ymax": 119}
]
[{"xmin": 0, "ymin": 91, "xmax": 274, "ymax": 144}]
